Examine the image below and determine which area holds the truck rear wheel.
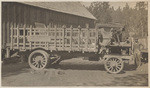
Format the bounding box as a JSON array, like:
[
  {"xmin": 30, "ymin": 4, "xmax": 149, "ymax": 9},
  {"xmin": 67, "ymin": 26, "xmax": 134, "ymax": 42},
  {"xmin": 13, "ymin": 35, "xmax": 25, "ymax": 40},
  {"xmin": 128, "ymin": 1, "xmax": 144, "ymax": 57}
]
[
  {"xmin": 28, "ymin": 50, "xmax": 49, "ymax": 70},
  {"xmin": 104, "ymin": 57, "xmax": 124, "ymax": 74}
]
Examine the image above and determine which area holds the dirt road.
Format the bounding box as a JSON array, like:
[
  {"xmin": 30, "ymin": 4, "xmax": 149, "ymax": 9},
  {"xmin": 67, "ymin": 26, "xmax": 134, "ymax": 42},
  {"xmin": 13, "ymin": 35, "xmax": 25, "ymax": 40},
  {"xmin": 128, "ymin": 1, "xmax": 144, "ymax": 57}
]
[{"xmin": 2, "ymin": 58, "xmax": 148, "ymax": 86}]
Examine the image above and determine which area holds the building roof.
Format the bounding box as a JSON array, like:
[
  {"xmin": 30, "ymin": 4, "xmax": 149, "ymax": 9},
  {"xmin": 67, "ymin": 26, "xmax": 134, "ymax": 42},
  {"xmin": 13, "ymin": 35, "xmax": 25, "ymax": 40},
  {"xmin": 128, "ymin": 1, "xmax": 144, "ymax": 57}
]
[{"xmin": 20, "ymin": 2, "xmax": 96, "ymax": 20}]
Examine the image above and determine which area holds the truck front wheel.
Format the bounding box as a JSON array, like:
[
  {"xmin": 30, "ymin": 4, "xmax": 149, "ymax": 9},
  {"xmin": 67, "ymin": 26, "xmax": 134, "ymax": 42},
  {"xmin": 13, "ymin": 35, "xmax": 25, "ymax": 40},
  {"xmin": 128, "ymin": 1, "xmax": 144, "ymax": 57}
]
[{"xmin": 104, "ymin": 57, "xmax": 124, "ymax": 74}]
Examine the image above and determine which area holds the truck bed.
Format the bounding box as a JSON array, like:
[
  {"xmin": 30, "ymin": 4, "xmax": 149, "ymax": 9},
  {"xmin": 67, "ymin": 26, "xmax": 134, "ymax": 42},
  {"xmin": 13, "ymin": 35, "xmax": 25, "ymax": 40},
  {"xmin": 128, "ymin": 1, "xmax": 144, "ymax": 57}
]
[{"xmin": 10, "ymin": 26, "xmax": 98, "ymax": 53}]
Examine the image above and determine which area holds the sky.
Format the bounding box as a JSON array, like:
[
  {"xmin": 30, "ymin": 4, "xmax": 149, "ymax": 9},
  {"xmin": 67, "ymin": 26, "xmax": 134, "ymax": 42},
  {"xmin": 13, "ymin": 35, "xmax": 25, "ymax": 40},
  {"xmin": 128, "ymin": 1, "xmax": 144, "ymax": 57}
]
[{"xmin": 81, "ymin": 2, "xmax": 137, "ymax": 10}]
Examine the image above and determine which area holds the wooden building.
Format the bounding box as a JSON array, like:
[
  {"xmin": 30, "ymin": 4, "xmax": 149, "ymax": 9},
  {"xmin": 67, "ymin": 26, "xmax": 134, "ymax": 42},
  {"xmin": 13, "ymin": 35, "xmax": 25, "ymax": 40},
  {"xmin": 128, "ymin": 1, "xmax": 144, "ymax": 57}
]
[{"xmin": 2, "ymin": 2, "xmax": 96, "ymax": 49}]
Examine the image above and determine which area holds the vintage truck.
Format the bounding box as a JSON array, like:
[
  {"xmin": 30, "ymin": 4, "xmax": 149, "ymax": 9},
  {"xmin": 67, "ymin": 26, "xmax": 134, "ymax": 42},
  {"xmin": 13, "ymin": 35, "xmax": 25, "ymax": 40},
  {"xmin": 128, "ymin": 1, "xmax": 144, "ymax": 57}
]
[{"xmin": 7, "ymin": 23, "xmax": 140, "ymax": 74}]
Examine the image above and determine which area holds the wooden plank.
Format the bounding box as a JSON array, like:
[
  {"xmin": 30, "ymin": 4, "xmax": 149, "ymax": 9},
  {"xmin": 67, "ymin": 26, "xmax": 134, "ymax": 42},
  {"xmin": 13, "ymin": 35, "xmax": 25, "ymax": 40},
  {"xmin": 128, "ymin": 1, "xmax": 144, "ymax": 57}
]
[
  {"xmin": 16, "ymin": 3, "xmax": 20, "ymax": 27},
  {"xmin": 6, "ymin": 3, "xmax": 9, "ymax": 44},
  {"xmin": 24, "ymin": 5, "xmax": 27, "ymax": 25},
  {"xmin": 28, "ymin": 6, "xmax": 31, "ymax": 27},
  {"xmin": 86, "ymin": 28, "xmax": 89, "ymax": 51},
  {"xmin": 2, "ymin": 3, "xmax": 6, "ymax": 22},
  {"xmin": 10, "ymin": 25, "xmax": 13, "ymax": 50},
  {"xmin": 13, "ymin": 4, "xmax": 16, "ymax": 28},
  {"xmin": 95, "ymin": 29, "xmax": 98, "ymax": 52},
  {"xmin": 20, "ymin": 4, "xmax": 24, "ymax": 27},
  {"xmin": 2, "ymin": 3, "xmax": 6, "ymax": 48},
  {"xmin": 17, "ymin": 25, "xmax": 19, "ymax": 49},
  {"xmin": 78, "ymin": 26, "xmax": 81, "ymax": 50},
  {"xmin": 2, "ymin": 22, "xmax": 6, "ymax": 49},
  {"xmin": 54, "ymin": 25, "xmax": 57, "ymax": 50},
  {"xmin": 85, "ymin": 26, "xmax": 89, "ymax": 52},
  {"xmin": 29, "ymin": 7, "xmax": 34, "ymax": 26},
  {"xmin": 70, "ymin": 26, "xmax": 73, "ymax": 51},
  {"xmin": 18, "ymin": 4, "xmax": 21, "ymax": 27},
  {"xmin": 45, "ymin": 11, "xmax": 49, "ymax": 26},
  {"xmin": 9, "ymin": 3, "xmax": 13, "ymax": 26},
  {"xmin": 6, "ymin": 21, "xmax": 10, "ymax": 45},
  {"xmin": 23, "ymin": 25, "xmax": 26, "ymax": 49},
  {"xmin": 48, "ymin": 24, "xmax": 51, "ymax": 50},
  {"xmin": 5, "ymin": 3, "xmax": 9, "ymax": 44},
  {"xmin": 62, "ymin": 25, "xmax": 65, "ymax": 50}
]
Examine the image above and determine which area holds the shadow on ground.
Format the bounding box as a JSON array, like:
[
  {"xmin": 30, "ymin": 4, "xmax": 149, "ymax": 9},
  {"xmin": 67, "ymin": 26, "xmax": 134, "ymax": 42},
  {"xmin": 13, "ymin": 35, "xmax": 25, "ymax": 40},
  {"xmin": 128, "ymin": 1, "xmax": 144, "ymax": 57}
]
[
  {"xmin": 2, "ymin": 62, "xmax": 30, "ymax": 77},
  {"xmin": 51, "ymin": 63, "xmax": 106, "ymax": 71},
  {"xmin": 103, "ymin": 74, "xmax": 148, "ymax": 86}
]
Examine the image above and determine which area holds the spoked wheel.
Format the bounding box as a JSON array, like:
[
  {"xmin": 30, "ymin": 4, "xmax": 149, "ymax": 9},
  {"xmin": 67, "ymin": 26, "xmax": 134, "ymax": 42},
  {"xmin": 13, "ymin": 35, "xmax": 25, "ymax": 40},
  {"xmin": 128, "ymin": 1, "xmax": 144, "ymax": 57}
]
[
  {"xmin": 28, "ymin": 50, "xmax": 49, "ymax": 70},
  {"xmin": 104, "ymin": 57, "xmax": 124, "ymax": 74}
]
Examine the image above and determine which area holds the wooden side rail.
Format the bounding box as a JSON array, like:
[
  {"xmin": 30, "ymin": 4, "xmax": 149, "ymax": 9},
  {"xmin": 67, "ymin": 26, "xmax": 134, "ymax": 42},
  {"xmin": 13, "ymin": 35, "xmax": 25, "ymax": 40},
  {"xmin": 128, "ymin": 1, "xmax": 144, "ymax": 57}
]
[{"xmin": 10, "ymin": 25, "xmax": 98, "ymax": 53}]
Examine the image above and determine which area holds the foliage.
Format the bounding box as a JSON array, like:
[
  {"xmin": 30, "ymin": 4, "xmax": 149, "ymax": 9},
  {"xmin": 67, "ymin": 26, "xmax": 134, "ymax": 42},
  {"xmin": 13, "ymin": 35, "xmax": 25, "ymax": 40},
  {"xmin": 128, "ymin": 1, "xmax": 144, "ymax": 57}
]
[
  {"xmin": 87, "ymin": 2, "xmax": 112, "ymax": 23},
  {"xmin": 86, "ymin": 2, "xmax": 148, "ymax": 38}
]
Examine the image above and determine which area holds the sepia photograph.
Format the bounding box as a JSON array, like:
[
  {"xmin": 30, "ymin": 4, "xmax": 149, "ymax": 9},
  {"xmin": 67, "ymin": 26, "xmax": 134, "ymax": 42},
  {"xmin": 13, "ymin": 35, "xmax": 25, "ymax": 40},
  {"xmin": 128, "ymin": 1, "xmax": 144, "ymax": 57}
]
[{"xmin": 1, "ymin": 0, "xmax": 149, "ymax": 87}]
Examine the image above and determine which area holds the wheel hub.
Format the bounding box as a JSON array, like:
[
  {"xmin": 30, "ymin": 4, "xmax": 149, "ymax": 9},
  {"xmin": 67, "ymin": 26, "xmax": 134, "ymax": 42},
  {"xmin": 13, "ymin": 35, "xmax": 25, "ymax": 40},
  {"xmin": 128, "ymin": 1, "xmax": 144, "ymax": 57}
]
[
  {"xmin": 110, "ymin": 61, "xmax": 117, "ymax": 67},
  {"xmin": 31, "ymin": 54, "xmax": 46, "ymax": 68},
  {"xmin": 35, "ymin": 56, "xmax": 43, "ymax": 62}
]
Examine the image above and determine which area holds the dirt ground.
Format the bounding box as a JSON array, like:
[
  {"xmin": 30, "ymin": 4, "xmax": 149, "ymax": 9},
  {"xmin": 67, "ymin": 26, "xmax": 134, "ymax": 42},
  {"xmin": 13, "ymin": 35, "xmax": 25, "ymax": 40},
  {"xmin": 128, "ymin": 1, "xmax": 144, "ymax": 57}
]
[{"xmin": 1, "ymin": 58, "xmax": 149, "ymax": 86}]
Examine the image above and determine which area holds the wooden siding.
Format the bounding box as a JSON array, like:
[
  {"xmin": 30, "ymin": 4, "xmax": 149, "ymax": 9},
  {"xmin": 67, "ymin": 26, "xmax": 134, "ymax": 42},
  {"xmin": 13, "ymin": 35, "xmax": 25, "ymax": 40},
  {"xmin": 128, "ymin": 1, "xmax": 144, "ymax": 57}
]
[{"xmin": 2, "ymin": 2, "xmax": 95, "ymax": 49}]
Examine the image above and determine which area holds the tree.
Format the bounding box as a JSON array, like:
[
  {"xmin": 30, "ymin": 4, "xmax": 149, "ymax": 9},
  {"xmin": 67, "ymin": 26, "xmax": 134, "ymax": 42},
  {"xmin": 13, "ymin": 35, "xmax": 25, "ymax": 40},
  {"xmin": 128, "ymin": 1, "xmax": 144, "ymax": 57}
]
[
  {"xmin": 111, "ymin": 6, "xmax": 123, "ymax": 23},
  {"xmin": 135, "ymin": 2, "xmax": 148, "ymax": 37},
  {"xmin": 86, "ymin": 1, "xmax": 148, "ymax": 38},
  {"xmin": 87, "ymin": 2, "xmax": 112, "ymax": 23}
]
